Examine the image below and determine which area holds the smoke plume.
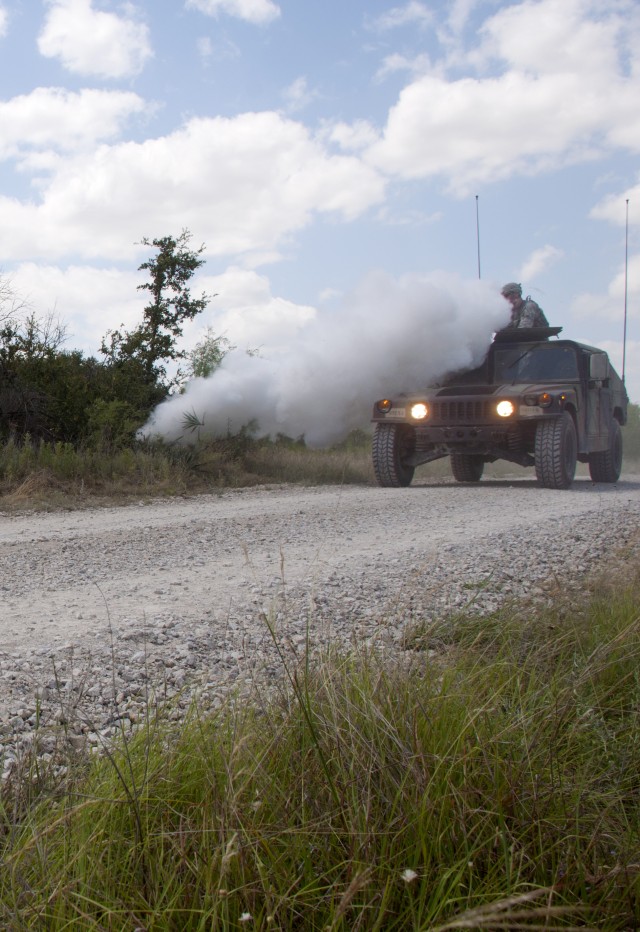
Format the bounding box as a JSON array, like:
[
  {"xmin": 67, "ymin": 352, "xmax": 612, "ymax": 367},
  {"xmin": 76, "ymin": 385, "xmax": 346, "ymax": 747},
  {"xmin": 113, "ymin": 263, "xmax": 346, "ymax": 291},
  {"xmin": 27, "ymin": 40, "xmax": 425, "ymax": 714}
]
[{"xmin": 141, "ymin": 271, "xmax": 510, "ymax": 447}]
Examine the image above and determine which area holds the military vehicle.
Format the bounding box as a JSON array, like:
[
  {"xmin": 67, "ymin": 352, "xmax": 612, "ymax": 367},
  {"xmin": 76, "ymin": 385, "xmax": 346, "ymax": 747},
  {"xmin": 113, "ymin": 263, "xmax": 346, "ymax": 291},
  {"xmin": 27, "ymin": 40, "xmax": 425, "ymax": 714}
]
[{"xmin": 371, "ymin": 327, "xmax": 628, "ymax": 490}]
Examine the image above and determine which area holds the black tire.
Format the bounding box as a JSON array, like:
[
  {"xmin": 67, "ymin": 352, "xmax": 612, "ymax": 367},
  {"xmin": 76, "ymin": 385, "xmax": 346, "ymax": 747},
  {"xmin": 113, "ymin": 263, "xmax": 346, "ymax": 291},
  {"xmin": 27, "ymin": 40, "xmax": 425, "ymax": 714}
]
[
  {"xmin": 534, "ymin": 412, "xmax": 577, "ymax": 489},
  {"xmin": 450, "ymin": 453, "xmax": 484, "ymax": 482},
  {"xmin": 372, "ymin": 423, "xmax": 415, "ymax": 487},
  {"xmin": 588, "ymin": 419, "xmax": 622, "ymax": 483}
]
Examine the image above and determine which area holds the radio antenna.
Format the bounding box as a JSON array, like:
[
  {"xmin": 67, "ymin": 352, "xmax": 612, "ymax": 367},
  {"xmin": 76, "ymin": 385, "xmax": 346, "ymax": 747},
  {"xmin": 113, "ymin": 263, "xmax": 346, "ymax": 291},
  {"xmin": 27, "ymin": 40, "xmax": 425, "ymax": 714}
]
[
  {"xmin": 475, "ymin": 195, "xmax": 481, "ymax": 279},
  {"xmin": 622, "ymin": 198, "xmax": 629, "ymax": 385}
]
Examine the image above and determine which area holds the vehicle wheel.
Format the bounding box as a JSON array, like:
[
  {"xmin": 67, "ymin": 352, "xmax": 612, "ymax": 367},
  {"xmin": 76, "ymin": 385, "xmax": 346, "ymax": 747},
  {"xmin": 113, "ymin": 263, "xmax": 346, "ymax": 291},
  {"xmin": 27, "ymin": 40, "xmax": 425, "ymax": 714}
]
[
  {"xmin": 372, "ymin": 423, "xmax": 415, "ymax": 487},
  {"xmin": 588, "ymin": 419, "xmax": 622, "ymax": 483},
  {"xmin": 534, "ymin": 412, "xmax": 577, "ymax": 489},
  {"xmin": 450, "ymin": 453, "xmax": 484, "ymax": 482}
]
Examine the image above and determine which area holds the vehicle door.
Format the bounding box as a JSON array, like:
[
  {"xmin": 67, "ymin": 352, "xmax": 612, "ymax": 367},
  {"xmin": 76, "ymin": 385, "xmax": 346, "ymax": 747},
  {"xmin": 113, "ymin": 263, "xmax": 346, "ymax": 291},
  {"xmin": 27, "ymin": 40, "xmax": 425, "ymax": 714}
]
[{"xmin": 585, "ymin": 352, "xmax": 611, "ymax": 452}]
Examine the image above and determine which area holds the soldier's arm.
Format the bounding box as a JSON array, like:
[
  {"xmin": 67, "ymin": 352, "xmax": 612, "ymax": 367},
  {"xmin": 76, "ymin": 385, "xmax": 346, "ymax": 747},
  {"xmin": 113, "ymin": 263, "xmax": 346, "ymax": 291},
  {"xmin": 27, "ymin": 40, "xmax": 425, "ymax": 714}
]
[{"xmin": 519, "ymin": 302, "xmax": 538, "ymax": 327}]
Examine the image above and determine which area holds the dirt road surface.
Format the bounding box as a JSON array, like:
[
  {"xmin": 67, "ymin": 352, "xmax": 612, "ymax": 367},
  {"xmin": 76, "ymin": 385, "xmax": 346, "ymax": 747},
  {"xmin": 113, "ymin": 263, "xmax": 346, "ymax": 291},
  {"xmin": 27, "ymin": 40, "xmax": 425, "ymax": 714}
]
[
  {"xmin": 0, "ymin": 475, "xmax": 639, "ymax": 752},
  {"xmin": 2, "ymin": 475, "xmax": 639, "ymax": 655}
]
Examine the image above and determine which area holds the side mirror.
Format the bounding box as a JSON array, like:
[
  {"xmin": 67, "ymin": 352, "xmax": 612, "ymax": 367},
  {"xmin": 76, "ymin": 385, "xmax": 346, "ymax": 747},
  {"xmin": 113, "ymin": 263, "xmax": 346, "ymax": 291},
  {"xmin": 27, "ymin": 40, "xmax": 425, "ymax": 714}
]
[{"xmin": 589, "ymin": 353, "xmax": 609, "ymax": 380}]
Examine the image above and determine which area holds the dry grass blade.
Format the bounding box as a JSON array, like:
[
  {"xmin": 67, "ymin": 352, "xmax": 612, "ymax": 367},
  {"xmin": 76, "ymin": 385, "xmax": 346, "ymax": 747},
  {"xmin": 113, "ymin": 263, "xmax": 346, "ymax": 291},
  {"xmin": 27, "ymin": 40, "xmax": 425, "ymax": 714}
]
[
  {"xmin": 327, "ymin": 868, "xmax": 374, "ymax": 929},
  {"xmin": 430, "ymin": 887, "xmax": 590, "ymax": 931},
  {"xmin": 4, "ymin": 468, "xmax": 62, "ymax": 502}
]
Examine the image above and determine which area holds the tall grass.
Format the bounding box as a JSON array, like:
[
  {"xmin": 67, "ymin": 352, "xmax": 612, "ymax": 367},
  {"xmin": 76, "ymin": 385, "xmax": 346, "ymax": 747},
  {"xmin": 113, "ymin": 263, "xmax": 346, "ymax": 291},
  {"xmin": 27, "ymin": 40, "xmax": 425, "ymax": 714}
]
[
  {"xmin": 0, "ymin": 436, "xmax": 192, "ymax": 503},
  {"xmin": 1, "ymin": 571, "xmax": 639, "ymax": 929},
  {"xmin": 1, "ymin": 423, "xmax": 639, "ymax": 509},
  {"xmin": 0, "ymin": 434, "xmax": 375, "ymax": 507}
]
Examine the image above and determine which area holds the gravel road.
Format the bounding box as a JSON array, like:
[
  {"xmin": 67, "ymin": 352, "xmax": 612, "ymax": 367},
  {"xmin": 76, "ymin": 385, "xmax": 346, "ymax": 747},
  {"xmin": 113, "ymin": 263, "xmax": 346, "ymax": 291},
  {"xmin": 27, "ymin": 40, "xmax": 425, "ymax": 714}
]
[{"xmin": 1, "ymin": 474, "xmax": 639, "ymax": 773}]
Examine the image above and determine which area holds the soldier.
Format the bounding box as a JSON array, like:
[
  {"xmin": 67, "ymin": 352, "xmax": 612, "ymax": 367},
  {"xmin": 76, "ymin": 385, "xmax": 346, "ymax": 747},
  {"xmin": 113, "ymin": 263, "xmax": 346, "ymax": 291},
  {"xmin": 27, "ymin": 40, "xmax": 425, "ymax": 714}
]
[{"xmin": 501, "ymin": 282, "xmax": 549, "ymax": 328}]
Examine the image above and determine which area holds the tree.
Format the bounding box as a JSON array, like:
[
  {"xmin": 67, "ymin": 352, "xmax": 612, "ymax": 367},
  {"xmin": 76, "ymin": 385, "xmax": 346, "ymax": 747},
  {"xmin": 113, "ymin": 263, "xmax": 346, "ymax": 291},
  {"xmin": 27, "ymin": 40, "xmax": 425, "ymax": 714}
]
[
  {"xmin": 0, "ymin": 310, "xmax": 66, "ymax": 363},
  {"xmin": 0, "ymin": 308, "xmax": 72, "ymax": 441},
  {"xmin": 101, "ymin": 229, "xmax": 212, "ymax": 389},
  {"xmin": 0, "ymin": 275, "xmax": 28, "ymax": 327},
  {"xmin": 185, "ymin": 327, "xmax": 235, "ymax": 380}
]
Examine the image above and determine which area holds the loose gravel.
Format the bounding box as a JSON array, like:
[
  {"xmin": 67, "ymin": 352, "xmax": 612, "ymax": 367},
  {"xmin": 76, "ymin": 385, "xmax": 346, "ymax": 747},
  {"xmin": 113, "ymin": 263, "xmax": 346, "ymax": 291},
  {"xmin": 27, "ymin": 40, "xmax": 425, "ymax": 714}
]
[{"xmin": 1, "ymin": 474, "xmax": 639, "ymax": 777}]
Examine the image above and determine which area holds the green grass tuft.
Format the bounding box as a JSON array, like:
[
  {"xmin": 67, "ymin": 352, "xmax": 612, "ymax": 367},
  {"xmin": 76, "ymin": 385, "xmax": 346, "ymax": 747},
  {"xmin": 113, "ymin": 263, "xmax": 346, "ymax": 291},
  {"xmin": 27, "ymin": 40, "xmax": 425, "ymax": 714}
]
[{"xmin": 1, "ymin": 568, "xmax": 639, "ymax": 929}]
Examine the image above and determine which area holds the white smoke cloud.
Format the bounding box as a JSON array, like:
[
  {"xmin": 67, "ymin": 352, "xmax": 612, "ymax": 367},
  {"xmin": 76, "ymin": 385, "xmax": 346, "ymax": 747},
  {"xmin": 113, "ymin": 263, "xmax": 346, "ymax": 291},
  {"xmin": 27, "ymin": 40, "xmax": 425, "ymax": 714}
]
[{"xmin": 142, "ymin": 272, "xmax": 509, "ymax": 447}]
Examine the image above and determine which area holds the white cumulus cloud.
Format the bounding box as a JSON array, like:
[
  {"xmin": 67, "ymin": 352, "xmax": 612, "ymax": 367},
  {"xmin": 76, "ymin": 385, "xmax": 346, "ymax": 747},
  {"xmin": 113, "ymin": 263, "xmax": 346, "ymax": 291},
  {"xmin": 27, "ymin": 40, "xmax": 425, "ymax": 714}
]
[
  {"xmin": 328, "ymin": 120, "xmax": 379, "ymax": 153},
  {"xmin": 571, "ymin": 253, "xmax": 640, "ymax": 324},
  {"xmin": 0, "ymin": 6, "xmax": 8, "ymax": 38},
  {"xmin": 369, "ymin": 1, "xmax": 433, "ymax": 32},
  {"xmin": 38, "ymin": 0, "xmax": 153, "ymax": 78},
  {"xmin": 478, "ymin": 0, "xmax": 628, "ymax": 78},
  {"xmin": 591, "ymin": 182, "xmax": 640, "ymax": 228},
  {"xmin": 375, "ymin": 53, "xmax": 432, "ymax": 82},
  {"xmin": 282, "ymin": 77, "xmax": 318, "ymax": 114},
  {"xmin": 0, "ymin": 111, "xmax": 385, "ymax": 262},
  {"xmin": 520, "ymin": 245, "xmax": 564, "ymax": 281},
  {"xmin": 567, "ymin": 250, "xmax": 640, "ymax": 400},
  {"xmin": 0, "ymin": 88, "xmax": 146, "ymax": 161},
  {"xmin": 8, "ymin": 262, "xmax": 144, "ymax": 355},
  {"xmin": 7, "ymin": 263, "xmax": 319, "ymax": 366},
  {"xmin": 445, "ymin": 0, "xmax": 480, "ymax": 37},
  {"xmin": 364, "ymin": 0, "xmax": 640, "ymax": 194},
  {"xmin": 193, "ymin": 266, "xmax": 317, "ymax": 351},
  {"xmin": 185, "ymin": 0, "xmax": 280, "ymax": 25}
]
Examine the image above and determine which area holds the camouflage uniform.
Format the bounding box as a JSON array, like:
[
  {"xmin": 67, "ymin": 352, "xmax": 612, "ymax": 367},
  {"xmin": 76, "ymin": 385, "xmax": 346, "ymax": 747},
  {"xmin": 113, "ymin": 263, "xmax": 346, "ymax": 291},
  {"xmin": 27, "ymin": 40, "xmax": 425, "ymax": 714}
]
[
  {"xmin": 501, "ymin": 282, "xmax": 549, "ymax": 329},
  {"xmin": 510, "ymin": 298, "xmax": 548, "ymax": 328}
]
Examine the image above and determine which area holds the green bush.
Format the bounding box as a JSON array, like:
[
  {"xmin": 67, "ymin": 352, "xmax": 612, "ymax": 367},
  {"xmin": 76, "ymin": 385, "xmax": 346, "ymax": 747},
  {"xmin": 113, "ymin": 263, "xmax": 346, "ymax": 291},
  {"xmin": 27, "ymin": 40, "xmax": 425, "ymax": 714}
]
[
  {"xmin": 624, "ymin": 402, "xmax": 640, "ymax": 460},
  {"xmin": 86, "ymin": 398, "xmax": 146, "ymax": 450}
]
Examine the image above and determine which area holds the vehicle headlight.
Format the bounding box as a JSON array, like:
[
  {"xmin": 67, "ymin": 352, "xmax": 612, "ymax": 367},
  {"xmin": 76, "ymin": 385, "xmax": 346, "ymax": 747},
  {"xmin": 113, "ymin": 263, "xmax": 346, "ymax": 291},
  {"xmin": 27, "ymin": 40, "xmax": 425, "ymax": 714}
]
[
  {"xmin": 410, "ymin": 403, "xmax": 429, "ymax": 420},
  {"xmin": 496, "ymin": 400, "xmax": 515, "ymax": 417},
  {"xmin": 376, "ymin": 399, "xmax": 392, "ymax": 413}
]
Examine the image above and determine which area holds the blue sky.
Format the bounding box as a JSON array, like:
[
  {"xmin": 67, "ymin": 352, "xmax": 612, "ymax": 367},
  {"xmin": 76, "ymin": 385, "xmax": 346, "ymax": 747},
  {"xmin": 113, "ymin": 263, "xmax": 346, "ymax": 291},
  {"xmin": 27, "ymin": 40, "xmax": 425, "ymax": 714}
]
[{"xmin": 0, "ymin": 0, "xmax": 639, "ymax": 439}]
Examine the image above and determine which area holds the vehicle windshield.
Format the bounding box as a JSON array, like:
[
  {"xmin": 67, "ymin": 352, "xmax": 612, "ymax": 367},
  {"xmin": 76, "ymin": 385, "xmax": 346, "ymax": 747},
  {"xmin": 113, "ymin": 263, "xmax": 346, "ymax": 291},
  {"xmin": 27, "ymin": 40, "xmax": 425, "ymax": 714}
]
[{"xmin": 493, "ymin": 344, "xmax": 579, "ymax": 383}]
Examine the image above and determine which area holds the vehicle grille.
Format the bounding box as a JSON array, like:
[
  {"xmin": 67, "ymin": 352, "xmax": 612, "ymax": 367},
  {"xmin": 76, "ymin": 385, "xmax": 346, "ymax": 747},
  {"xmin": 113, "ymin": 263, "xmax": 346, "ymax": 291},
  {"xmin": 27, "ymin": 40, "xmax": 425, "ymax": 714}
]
[{"xmin": 431, "ymin": 400, "xmax": 492, "ymax": 422}]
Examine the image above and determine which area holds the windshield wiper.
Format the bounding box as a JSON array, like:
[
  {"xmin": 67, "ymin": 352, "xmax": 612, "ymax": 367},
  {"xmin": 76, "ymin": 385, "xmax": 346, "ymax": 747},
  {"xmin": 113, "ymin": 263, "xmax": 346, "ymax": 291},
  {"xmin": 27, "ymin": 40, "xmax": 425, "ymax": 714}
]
[{"xmin": 506, "ymin": 348, "xmax": 533, "ymax": 371}]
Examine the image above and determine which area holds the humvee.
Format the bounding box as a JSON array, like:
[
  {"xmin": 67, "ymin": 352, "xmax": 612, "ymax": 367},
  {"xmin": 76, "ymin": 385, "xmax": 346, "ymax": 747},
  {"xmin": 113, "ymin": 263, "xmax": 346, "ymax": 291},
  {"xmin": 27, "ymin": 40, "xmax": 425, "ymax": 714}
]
[{"xmin": 371, "ymin": 327, "xmax": 628, "ymax": 490}]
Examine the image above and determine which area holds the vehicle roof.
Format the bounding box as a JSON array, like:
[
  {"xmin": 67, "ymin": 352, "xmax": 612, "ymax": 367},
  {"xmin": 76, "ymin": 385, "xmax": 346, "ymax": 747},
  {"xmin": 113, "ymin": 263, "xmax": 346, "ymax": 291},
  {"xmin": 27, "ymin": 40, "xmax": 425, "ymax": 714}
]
[
  {"xmin": 492, "ymin": 326, "xmax": 563, "ymax": 343},
  {"xmin": 492, "ymin": 329, "xmax": 607, "ymax": 357}
]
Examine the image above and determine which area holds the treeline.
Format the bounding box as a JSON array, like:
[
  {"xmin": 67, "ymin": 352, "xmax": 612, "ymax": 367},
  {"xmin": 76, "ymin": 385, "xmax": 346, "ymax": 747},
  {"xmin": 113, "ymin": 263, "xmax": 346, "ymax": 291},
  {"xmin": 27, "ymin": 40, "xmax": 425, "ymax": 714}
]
[
  {"xmin": 0, "ymin": 231, "xmax": 226, "ymax": 450},
  {"xmin": 1, "ymin": 242, "xmax": 639, "ymax": 459}
]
